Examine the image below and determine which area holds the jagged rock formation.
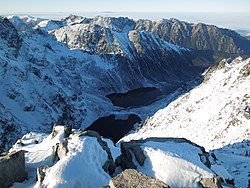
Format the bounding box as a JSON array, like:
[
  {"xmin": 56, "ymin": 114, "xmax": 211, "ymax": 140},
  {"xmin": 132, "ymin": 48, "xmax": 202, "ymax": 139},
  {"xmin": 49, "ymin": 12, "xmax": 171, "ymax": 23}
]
[
  {"xmin": 135, "ymin": 18, "xmax": 250, "ymax": 56},
  {"xmin": 45, "ymin": 16, "xmax": 250, "ymax": 63},
  {"xmin": 23, "ymin": 15, "xmax": 250, "ymax": 57},
  {"xmin": 0, "ymin": 17, "xmax": 22, "ymax": 57},
  {"xmin": 0, "ymin": 150, "xmax": 27, "ymax": 188},
  {"xmin": 109, "ymin": 169, "xmax": 169, "ymax": 188}
]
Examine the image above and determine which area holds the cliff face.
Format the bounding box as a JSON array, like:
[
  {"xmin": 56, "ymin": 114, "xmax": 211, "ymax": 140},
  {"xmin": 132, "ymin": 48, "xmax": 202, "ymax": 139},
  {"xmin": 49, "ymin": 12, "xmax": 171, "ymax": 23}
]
[{"xmin": 135, "ymin": 18, "xmax": 250, "ymax": 55}]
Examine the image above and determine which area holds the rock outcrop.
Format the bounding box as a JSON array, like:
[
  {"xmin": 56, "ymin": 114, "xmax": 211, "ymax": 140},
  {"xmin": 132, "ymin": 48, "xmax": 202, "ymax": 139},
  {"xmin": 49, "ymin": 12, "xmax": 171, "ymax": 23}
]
[
  {"xmin": 0, "ymin": 17, "xmax": 22, "ymax": 56},
  {"xmin": 116, "ymin": 137, "xmax": 209, "ymax": 170},
  {"xmin": 135, "ymin": 18, "xmax": 250, "ymax": 56},
  {"xmin": 0, "ymin": 150, "xmax": 27, "ymax": 188},
  {"xmin": 200, "ymin": 177, "xmax": 222, "ymax": 188},
  {"xmin": 109, "ymin": 169, "xmax": 169, "ymax": 188},
  {"xmin": 116, "ymin": 137, "xmax": 223, "ymax": 187}
]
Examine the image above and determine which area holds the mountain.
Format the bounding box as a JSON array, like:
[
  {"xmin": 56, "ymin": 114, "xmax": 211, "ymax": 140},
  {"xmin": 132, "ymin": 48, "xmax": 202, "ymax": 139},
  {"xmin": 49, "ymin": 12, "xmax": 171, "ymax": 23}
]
[
  {"xmin": 9, "ymin": 15, "xmax": 250, "ymax": 62},
  {"xmin": 1, "ymin": 14, "xmax": 250, "ymax": 187},
  {"xmin": 16, "ymin": 15, "xmax": 250, "ymax": 58},
  {"xmin": 0, "ymin": 16, "xmax": 204, "ymax": 152},
  {"xmin": 5, "ymin": 58, "xmax": 249, "ymax": 187},
  {"xmin": 135, "ymin": 18, "xmax": 250, "ymax": 60},
  {"xmin": 123, "ymin": 57, "xmax": 250, "ymax": 187},
  {"xmin": 1, "ymin": 14, "xmax": 249, "ymax": 154}
]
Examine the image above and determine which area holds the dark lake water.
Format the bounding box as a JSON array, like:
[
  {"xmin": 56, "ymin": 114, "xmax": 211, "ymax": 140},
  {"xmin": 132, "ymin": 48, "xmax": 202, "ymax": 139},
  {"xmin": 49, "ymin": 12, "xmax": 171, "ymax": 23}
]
[
  {"xmin": 87, "ymin": 86, "xmax": 182, "ymax": 142},
  {"xmin": 85, "ymin": 114, "xmax": 141, "ymax": 143},
  {"xmin": 106, "ymin": 87, "xmax": 163, "ymax": 108}
]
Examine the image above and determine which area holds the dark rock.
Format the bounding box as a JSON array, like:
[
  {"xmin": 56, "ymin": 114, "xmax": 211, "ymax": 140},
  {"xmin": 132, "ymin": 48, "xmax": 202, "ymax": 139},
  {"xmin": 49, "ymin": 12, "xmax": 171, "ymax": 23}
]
[
  {"xmin": 225, "ymin": 179, "xmax": 235, "ymax": 187},
  {"xmin": 37, "ymin": 165, "xmax": 49, "ymax": 183},
  {"xmin": 0, "ymin": 17, "xmax": 22, "ymax": 56},
  {"xmin": 109, "ymin": 169, "xmax": 169, "ymax": 188},
  {"xmin": 240, "ymin": 61, "xmax": 250, "ymax": 77},
  {"xmin": 23, "ymin": 104, "xmax": 35, "ymax": 112},
  {"xmin": 0, "ymin": 150, "xmax": 27, "ymax": 188},
  {"xmin": 64, "ymin": 125, "xmax": 72, "ymax": 138},
  {"xmin": 244, "ymin": 106, "xmax": 250, "ymax": 119},
  {"xmin": 131, "ymin": 145, "xmax": 146, "ymax": 166},
  {"xmin": 117, "ymin": 141, "xmax": 145, "ymax": 170},
  {"xmin": 57, "ymin": 139, "xmax": 68, "ymax": 159}
]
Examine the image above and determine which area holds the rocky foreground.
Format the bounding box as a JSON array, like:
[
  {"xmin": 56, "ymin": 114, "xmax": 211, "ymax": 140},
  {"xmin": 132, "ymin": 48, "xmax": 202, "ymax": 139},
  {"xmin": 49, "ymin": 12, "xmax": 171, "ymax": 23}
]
[{"xmin": 0, "ymin": 125, "xmax": 237, "ymax": 188}]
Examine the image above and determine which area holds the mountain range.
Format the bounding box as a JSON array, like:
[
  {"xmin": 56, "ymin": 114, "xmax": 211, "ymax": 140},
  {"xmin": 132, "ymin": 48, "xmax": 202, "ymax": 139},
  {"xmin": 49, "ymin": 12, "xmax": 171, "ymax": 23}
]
[{"xmin": 0, "ymin": 14, "xmax": 250, "ymax": 187}]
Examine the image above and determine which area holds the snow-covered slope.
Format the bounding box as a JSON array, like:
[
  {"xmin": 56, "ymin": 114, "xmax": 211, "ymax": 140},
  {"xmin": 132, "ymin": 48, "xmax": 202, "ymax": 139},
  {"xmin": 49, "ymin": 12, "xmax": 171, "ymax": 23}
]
[
  {"xmin": 10, "ymin": 126, "xmax": 111, "ymax": 188},
  {"xmin": 123, "ymin": 57, "xmax": 250, "ymax": 187},
  {"xmin": 131, "ymin": 140, "xmax": 215, "ymax": 187},
  {"xmin": 123, "ymin": 57, "xmax": 250, "ymax": 150},
  {"xmin": 10, "ymin": 127, "xmax": 225, "ymax": 188}
]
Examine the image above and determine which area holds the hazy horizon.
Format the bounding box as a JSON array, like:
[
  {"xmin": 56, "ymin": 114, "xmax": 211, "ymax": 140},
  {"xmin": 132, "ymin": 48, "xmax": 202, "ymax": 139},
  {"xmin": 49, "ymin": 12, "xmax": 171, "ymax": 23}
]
[
  {"xmin": 1, "ymin": 0, "xmax": 250, "ymax": 13},
  {"xmin": 1, "ymin": 0, "xmax": 249, "ymax": 35},
  {"xmin": 2, "ymin": 11, "xmax": 250, "ymax": 36}
]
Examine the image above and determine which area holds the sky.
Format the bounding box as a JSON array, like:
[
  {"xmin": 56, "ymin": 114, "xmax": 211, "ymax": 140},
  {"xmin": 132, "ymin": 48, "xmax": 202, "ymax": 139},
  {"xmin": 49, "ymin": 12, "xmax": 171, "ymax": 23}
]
[
  {"xmin": 1, "ymin": 0, "xmax": 250, "ymax": 35},
  {"xmin": 1, "ymin": 0, "xmax": 250, "ymax": 13}
]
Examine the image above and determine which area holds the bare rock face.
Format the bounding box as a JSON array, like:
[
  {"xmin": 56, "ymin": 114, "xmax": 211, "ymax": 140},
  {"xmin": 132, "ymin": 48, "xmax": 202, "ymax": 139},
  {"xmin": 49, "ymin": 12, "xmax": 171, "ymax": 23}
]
[
  {"xmin": 109, "ymin": 169, "xmax": 169, "ymax": 188},
  {"xmin": 0, "ymin": 150, "xmax": 27, "ymax": 188},
  {"xmin": 135, "ymin": 18, "xmax": 250, "ymax": 55},
  {"xmin": 0, "ymin": 17, "xmax": 22, "ymax": 56},
  {"xmin": 200, "ymin": 177, "xmax": 222, "ymax": 188}
]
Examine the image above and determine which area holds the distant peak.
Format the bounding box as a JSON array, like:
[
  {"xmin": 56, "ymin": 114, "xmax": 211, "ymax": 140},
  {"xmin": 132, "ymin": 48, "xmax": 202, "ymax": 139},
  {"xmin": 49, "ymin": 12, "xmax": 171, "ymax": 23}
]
[{"xmin": 159, "ymin": 18, "xmax": 173, "ymax": 24}]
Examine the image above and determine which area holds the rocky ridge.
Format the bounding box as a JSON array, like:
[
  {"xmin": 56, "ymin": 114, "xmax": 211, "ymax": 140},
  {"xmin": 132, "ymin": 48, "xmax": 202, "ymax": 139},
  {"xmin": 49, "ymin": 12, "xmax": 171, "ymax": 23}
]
[
  {"xmin": 16, "ymin": 15, "xmax": 250, "ymax": 59},
  {"xmin": 7, "ymin": 125, "xmax": 231, "ymax": 187}
]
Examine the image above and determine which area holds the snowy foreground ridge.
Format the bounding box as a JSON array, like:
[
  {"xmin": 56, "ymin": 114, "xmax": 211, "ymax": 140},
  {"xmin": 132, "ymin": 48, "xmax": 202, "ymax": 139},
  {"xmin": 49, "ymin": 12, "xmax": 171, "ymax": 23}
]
[
  {"xmin": 8, "ymin": 57, "xmax": 250, "ymax": 188},
  {"xmin": 10, "ymin": 127, "xmax": 221, "ymax": 188}
]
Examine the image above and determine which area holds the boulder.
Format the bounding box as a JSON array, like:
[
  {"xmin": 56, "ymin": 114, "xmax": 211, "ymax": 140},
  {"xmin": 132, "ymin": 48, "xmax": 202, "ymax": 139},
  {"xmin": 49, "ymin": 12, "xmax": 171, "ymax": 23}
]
[
  {"xmin": 0, "ymin": 150, "xmax": 27, "ymax": 188},
  {"xmin": 116, "ymin": 141, "xmax": 145, "ymax": 170},
  {"xmin": 109, "ymin": 169, "xmax": 169, "ymax": 188},
  {"xmin": 116, "ymin": 137, "xmax": 209, "ymax": 170}
]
